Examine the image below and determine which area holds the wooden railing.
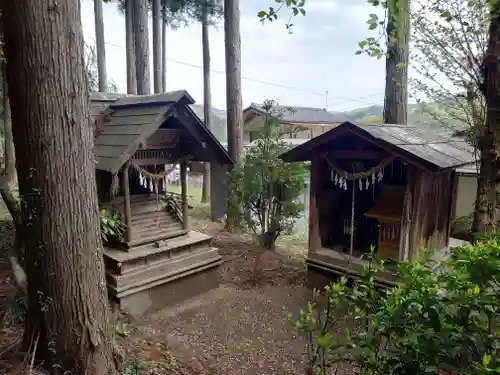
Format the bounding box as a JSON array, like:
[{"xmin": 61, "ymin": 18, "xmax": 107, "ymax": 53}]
[{"xmin": 164, "ymin": 192, "xmax": 184, "ymax": 226}]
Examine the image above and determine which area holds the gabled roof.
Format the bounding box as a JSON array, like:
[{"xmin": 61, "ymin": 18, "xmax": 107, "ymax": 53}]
[
  {"xmin": 244, "ymin": 103, "xmax": 348, "ymax": 125},
  {"xmin": 279, "ymin": 121, "xmax": 475, "ymax": 171},
  {"xmin": 93, "ymin": 90, "xmax": 233, "ymax": 173}
]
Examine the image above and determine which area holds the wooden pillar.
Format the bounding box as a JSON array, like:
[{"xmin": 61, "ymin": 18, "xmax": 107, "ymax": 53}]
[
  {"xmin": 308, "ymin": 157, "xmax": 321, "ymax": 252},
  {"xmin": 180, "ymin": 160, "xmax": 188, "ymax": 229},
  {"xmin": 122, "ymin": 163, "xmax": 133, "ymax": 243}
]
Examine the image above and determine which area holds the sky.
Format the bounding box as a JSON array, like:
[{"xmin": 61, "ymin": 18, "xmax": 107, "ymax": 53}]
[{"xmin": 81, "ymin": 0, "xmax": 389, "ymax": 112}]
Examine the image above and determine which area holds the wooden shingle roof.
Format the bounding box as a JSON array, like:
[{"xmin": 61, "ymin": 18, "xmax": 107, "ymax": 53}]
[
  {"xmin": 279, "ymin": 121, "xmax": 475, "ymax": 171},
  {"xmin": 92, "ymin": 90, "xmax": 232, "ymax": 173}
]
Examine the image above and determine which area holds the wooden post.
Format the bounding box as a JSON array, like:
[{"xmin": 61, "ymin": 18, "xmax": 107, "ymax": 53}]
[
  {"xmin": 122, "ymin": 163, "xmax": 133, "ymax": 243},
  {"xmin": 180, "ymin": 160, "xmax": 188, "ymax": 230},
  {"xmin": 308, "ymin": 157, "xmax": 321, "ymax": 252}
]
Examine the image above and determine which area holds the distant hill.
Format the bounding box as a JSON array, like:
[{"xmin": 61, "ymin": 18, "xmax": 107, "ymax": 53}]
[
  {"xmin": 190, "ymin": 104, "xmax": 227, "ymax": 143},
  {"xmin": 191, "ymin": 102, "xmax": 467, "ymax": 144}
]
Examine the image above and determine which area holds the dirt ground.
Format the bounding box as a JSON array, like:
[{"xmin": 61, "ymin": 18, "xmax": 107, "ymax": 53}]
[
  {"xmin": 0, "ymin": 201, "xmax": 314, "ymax": 374},
  {"xmin": 119, "ymin": 203, "xmax": 312, "ymax": 374}
]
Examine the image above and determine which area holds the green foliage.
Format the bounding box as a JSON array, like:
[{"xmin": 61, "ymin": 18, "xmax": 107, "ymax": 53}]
[
  {"xmin": 257, "ymin": 0, "xmax": 306, "ymax": 32},
  {"xmin": 411, "ymin": 0, "xmax": 488, "ymax": 138},
  {"xmin": 292, "ymin": 240, "xmax": 500, "ymax": 374},
  {"xmin": 226, "ymin": 100, "xmax": 305, "ymax": 249},
  {"xmin": 113, "ymin": 0, "xmax": 222, "ymax": 27},
  {"xmin": 100, "ymin": 208, "xmax": 127, "ymax": 244}
]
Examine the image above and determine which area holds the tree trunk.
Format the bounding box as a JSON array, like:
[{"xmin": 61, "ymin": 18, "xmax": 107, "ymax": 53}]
[
  {"xmin": 94, "ymin": 0, "xmax": 107, "ymax": 92},
  {"xmin": 0, "ymin": 60, "xmax": 25, "ymax": 292},
  {"xmin": 224, "ymin": 0, "xmax": 244, "ymax": 229},
  {"xmin": 125, "ymin": 0, "xmax": 137, "ymax": 94},
  {"xmin": 152, "ymin": 0, "xmax": 162, "ymax": 93},
  {"xmin": 473, "ymin": 2, "xmax": 500, "ymax": 233},
  {"xmin": 162, "ymin": 11, "xmax": 167, "ymax": 92},
  {"xmin": 201, "ymin": 14, "xmax": 211, "ymax": 203},
  {"xmin": 224, "ymin": 0, "xmax": 243, "ymax": 164},
  {"xmin": 132, "ymin": 0, "xmax": 151, "ymax": 95},
  {"xmin": 382, "ymin": 0, "xmax": 410, "ymax": 124},
  {"xmin": 1, "ymin": 1, "xmax": 120, "ymax": 373}
]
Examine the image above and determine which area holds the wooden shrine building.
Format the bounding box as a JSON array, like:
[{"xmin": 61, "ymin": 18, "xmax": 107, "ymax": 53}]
[
  {"xmin": 279, "ymin": 121, "xmax": 474, "ymax": 286},
  {"xmin": 91, "ymin": 91, "xmax": 233, "ymax": 314}
]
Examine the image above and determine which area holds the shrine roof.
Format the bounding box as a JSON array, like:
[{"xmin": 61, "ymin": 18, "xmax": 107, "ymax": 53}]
[
  {"xmin": 279, "ymin": 121, "xmax": 475, "ymax": 171},
  {"xmin": 91, "ymin": 90, "xmax": 233, "ymax": 174}
]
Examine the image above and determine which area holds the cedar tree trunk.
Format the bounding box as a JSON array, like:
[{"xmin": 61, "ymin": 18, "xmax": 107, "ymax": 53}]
[
  {"xmin": 201, "ymin": 13, "xmax": 211, "ymax": 203},
  {"xmin": 473, "ymin": 2, "xmax": 500, "ymax": 233},
  {"xmin": 126, "ymin": 0, "xmax": 138, "ymax": 94},
  {"xmin": 94, "ymin": 0, "xmax": 108, "ymax": 92},
  {"xmin": 162, "ymin": 11, "xmax": 167, "ymax": 91},
  {"xmin": 132, "ymin": 0, "xmax": 151, "ymax": 94},
  {"xmin": 152, "ymin": 0, "xmax": 162, "ymax": 93},
  {"xmin": 382, "ymin": 0, "xmax": 410, "ymax": 124},
  {"xmin": 1, "ymin": 1, "xmax": 120, "ymax": 373},
  {"xmin": 224, "ymin": 0, "xmax": 244, "ymax": 229},
  {"xmin": 224, "ymin": 0, "xmax": 243, "ymax": 164}
]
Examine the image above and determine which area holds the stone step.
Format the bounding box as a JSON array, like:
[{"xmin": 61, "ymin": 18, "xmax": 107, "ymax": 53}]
[
  {"xmin": 106, "ymin": 247, "xmax": 221, "ymax": 293},
  {"xmin": 104, "ymin": 230, "xmax": 212, "ymax": 274}
]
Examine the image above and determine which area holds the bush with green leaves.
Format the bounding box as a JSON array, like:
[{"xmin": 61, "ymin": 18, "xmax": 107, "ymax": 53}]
[
  {"xmin": 292, "ymin": 240, "xmax": 500, "ymax": 375},
  {"xmin": 226, "ymin": 100, "xmax": 305, "ymax": 249},
  {"xmin": 100, "ymin": 208, "xmax": 127, "ymax": 244}
]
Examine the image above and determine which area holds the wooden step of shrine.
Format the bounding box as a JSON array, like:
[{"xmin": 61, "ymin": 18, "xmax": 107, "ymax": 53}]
[
  {"xmin": 104, "ymin": 230, "xmax": 214, "ymax": 275},
  {"xmin": 104, "ymin": 231, "xmax": 221, "ymax": 315}
]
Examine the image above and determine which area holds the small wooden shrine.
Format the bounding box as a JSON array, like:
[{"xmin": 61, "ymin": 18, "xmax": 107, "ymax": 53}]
[
  {"xmin": 280, "ymin": 121, "xmax": 474, "ymax": 286},
  {"xmin": 91, "ymin": 91, "xmax": 233, "ymax": 314}
]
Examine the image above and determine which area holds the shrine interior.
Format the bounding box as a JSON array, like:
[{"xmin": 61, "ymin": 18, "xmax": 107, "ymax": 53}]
[{"xmin": 315, "ymin": 135, "xmax": 408, "ymax": 262}]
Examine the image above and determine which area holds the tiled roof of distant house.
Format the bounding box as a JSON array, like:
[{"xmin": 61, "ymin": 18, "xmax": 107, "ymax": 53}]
[{"xmin": 244, "ymin": 103, "xmax": 350, "ymax": 124}]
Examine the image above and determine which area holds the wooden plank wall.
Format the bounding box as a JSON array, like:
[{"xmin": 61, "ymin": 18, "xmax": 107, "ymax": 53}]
[
  {"xmin": 406, "ymin": 168, "xmax": 453, "ymax": 260},
  {"xmin": 308, "ymin": 156, "xmax": 322, "ymax": 251}
]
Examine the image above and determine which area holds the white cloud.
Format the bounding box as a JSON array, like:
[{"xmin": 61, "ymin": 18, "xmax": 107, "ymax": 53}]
[{"xmin": 81, "ymin": 0, "xmax": 387, "ymax": 112}]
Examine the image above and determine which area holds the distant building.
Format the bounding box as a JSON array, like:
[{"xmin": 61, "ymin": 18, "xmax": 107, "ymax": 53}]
[{"xmin": 243, "ymin": 103, "xmax": 349, "ymax": 143}]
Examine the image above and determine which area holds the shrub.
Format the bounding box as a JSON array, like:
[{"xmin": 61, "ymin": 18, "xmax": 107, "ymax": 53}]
[
  {"xmin": 226, "ymin": 100, "xmax": 305, "ymax": 249},
  {"xmin": 100, "ymin": 209, "xmax": 127, "ymax": 244},
  {"xmin": 292, "ymin": 240, "xmax": 500, "ymax": 375}
]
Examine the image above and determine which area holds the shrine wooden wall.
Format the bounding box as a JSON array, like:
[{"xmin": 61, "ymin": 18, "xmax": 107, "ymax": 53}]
[{"xmin": 402, "ymin": 168, "xmax": 455, "ymax": 261}]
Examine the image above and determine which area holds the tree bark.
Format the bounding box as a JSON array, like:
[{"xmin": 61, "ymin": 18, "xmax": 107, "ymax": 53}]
[
  {"xmin": 125, "ymin": 0, "xmax": 137, "ymax": 94},
  {"xmin": 152, "ymin": 0, "xmax": 162, "ymax": 93},
  {"xmin": 94, "ymin": 0, "xmax": 108, "ymax": 92},
  {"xmin": 224, "ymin": 0, "xmax": 244, "ymax": 164},
  {"xmin": 132, "ymin": 0, "xmax": 151, "ymax": 95},
  {"xmin": 162, "ymin": 11, "xmax": 167, "ymax": 92},
  {"xmin": 382, "ymin": 0, "xmax": 410, "ymax": 124},
  {"xmin": 224, "ymin": 0, "xmax": 244, "ymax": 229},
  {"xmin": 473, "ymin": 1, "xmax": 500, "ymax": 233},
  {"xmin": 0, "ymin": 60, "xmax": 25, "ymax": 293},
  {"xmin": 1, "ymin": 1, "xmax": 120, "ymax": 373},
  {"xmin": 201, "ymin": 14, "xmax": 211, "ymax": 203}
]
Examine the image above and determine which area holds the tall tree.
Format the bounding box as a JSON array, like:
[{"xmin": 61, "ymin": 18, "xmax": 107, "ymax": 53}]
[
  {"xmin": 201, "ymin": 9, "xmax": 212, "ymax": 203},
  {"xmin": 224, "ymin": 0, "xmax": 243, "ymax": 228},
  {"xmin": 475, "ymin": 0, "xmax": 500, "ymax": 233},
  {"xmin": 132, "ymin": 0, "xmax": 151, "ymax": 94},
  {"xmin": 1, "ymin": 1, "xmax": 120, "ymax": 372},
  {"xmin": 383, "ymin": 0, "xmax": 410, "ymax": 124},
  {"xmin": 126, "ymin": 0, "xmax": 137, "ymax": 94},
  {"xmin": 94, "ymin": 0, "xmax": 108, "ymax": 92},
  {"xmin": 224, "ymin": 0, "xmax": 243, "ymax": 165},
  {"xmin": 162, "ymin": 3, "xmax": 168, "ymax": 91},
  {"xmin": 153, "ymin": 0, "xmax": 162, "ymax": 93}
]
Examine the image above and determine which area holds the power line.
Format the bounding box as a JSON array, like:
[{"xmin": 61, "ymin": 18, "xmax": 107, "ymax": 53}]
[{"xmin": 87, "ymin": 37, "xmax": 384, "ymax": 106}]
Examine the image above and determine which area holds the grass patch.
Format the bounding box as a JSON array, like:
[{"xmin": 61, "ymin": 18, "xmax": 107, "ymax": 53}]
[{"xmin": 167, "ymin": 183, "xmax": 202, "ymax": 202}]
